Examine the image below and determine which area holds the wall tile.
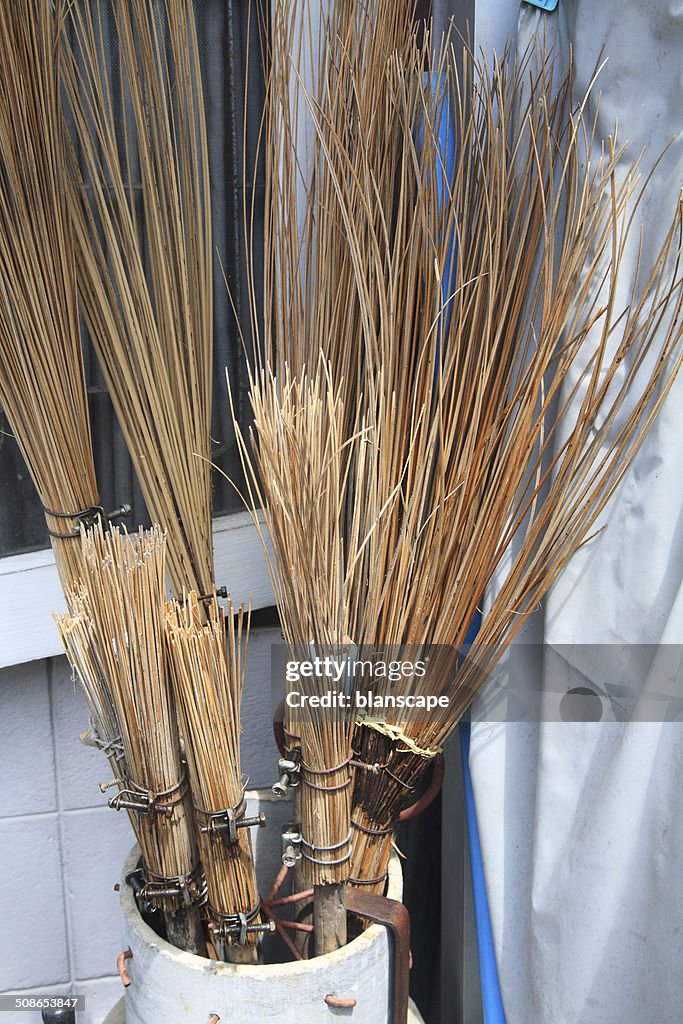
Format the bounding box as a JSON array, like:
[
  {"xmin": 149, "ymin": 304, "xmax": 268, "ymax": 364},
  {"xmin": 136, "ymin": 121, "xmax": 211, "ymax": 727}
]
[
  {"xmin": 50, "ymin": 656, "xmax": 111, "ymax": 812},
  {"xmin": 62, "ymin": 808, "xmax": 135, "ymax": 982},
  {"xmin": 0, "ymin": 815, "xmax": 69, "ymax": 990},
  {"xmin": 1, "ymin": 983, "xmax": 71, "ymax": 1024},
  {"xmin": 76, "ymin": 976, "xmax": 122, "ymax": 1024},
  {"xmin": 0, "ymin": 661, "xmax": 56, "ymax": 817}
]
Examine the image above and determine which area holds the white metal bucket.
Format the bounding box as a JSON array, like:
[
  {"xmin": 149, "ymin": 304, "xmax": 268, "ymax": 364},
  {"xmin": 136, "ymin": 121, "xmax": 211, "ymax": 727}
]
[{"xmin": 119, "ymin": 794, "xmax": 415, "ymax": 1024}]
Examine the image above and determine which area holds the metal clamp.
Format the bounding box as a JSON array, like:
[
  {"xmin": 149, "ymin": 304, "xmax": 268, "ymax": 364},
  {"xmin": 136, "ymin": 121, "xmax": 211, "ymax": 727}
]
[
  {"xmin": 44, "ymin": 502, "xmax": 132, "ymax": 539},
  {"xmin": 100, "ymin": 774, "xmax": 187, "ymax": 819},
  {"xmin": 125, "ymin": 867, "xmax": 160, "ymax": 916},
  {"xmin": 207, "ymin": 904, "xmax": 275, "ymax": 945},
  {"xmin": 125, "ymin": 862, "xmax": 205, "ymax": 911},
  {"xmin": 281, "ymin": 823, "xmax": 302, "ymax": 868},
  {"xmin": 139, "ymin": 863, "xmax": 205, "ymax": 908},
  {"xmin": 198, "ymin": 804, "xmax": 267, "ymax": 845},
  {"xmin": 272, "ymin": 748, "xmax": 301, "ymax": 797}
]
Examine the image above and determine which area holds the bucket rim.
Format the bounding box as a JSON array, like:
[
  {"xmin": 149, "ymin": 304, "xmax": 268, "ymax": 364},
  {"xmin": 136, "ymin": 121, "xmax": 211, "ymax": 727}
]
[{"xmin": 120, "ymin": 844, "xmax": 403, "ymax": 978}]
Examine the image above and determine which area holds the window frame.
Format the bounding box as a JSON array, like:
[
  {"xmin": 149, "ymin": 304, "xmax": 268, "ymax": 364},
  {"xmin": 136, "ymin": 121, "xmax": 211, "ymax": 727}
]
[{"xmin": 0, "ymin": 510, "xmax": 273, "ymax": 669}]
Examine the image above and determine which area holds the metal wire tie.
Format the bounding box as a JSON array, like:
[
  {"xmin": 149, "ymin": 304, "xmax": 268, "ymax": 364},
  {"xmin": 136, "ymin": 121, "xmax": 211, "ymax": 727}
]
[
  {"xmin": 44, "ymin": 502, "xmax": 132, "ymax": 539},
  {"xmin": 299, "ymin": 828, "xmax": 353, "ymax": 866}
]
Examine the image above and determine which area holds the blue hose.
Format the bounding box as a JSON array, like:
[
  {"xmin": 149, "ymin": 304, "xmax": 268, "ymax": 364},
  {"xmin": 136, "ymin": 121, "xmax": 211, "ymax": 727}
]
[{"xmin": 460, "ymin": 720, "xmax": 507, "ymax": 1023}]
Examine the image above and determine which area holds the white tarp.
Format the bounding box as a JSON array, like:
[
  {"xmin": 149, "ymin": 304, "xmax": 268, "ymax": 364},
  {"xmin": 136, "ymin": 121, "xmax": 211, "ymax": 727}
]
[{"xmin": 469, "ymin": 3, "xmax": 683, "ymax": 1022}]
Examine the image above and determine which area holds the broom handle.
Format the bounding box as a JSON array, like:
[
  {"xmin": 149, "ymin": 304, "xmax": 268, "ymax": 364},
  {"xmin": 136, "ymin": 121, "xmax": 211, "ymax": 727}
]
[
  {"xmin": 314, "ymin": 882, "xmax": 347, "ymax": 955},
  {"xmin": 165, "ymin": 905, "xmax": 205, "ymax": 957},
  {"xmin": 224, "ymin": 943, "xmax": 259, "ymax": 965}
]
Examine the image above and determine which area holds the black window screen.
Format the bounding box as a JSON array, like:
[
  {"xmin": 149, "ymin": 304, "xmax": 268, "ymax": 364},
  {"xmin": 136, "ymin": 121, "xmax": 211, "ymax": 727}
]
[{"xmin": 0, "ymin": 0, "xmax": 265, "ymax": 558}]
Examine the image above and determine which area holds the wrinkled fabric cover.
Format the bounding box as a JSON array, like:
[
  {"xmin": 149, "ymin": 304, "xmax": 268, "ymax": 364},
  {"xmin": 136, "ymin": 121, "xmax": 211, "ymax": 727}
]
[{"xmin": 470, "ymin": 3, "xmax": 683, "ymax": 1022}]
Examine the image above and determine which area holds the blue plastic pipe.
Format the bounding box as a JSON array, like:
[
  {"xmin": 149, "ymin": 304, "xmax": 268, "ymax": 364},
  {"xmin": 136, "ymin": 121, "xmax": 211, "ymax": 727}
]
[{"xmin": 460, "ymin": 720, "xmax": 507, "ymax": 1023}]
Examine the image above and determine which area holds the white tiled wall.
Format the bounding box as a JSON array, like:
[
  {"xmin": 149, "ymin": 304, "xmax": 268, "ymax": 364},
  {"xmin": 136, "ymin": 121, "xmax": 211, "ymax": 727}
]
[{"xmin": 0, "ymin": 628, "xmax": 282, "ymax": 1024}]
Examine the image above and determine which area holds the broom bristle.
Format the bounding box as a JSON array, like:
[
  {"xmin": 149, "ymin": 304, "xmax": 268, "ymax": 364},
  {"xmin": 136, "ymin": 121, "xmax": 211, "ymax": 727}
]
[
  {"xmin": 0, "ymin": 0, "xmax": 99, "ymax": 591},
  {"xmin": 59, "ymin": 524, "xmax": 201, "ymax": 917},
  {"xmin": 61, "ymin": 0, "xmax": 214, "ymax": 597},
  {"xmin": 165, "ymin": 591, "xmax": 262, "ymax": 954}
]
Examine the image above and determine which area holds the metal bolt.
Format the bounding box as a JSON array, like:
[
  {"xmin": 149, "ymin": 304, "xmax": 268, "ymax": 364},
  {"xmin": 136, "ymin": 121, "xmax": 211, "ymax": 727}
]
[
  {"xmin": 282, "ymin": 843, "xmax": 297, "ymax": 868},
  {"xmin": 238, "ymin": 811, "xmax": 267, "ymax": 831},
  {"xmin": 272, "ymin": 752, "xmax": 301, "ymax": 797},
  {"xmin": 281, "ymin": 824, "xmax": 302, "ymax": 867},
  {"xmin": 272, "ymin": 772, "xmax": 290, "ymax": 797},
  {"xmin": 107, "ymin": 503, "xmax": 133, "ymax": 522},
  {"xmin": 99, "ymin": 778, "xmax": 122, "ymax": 792}
]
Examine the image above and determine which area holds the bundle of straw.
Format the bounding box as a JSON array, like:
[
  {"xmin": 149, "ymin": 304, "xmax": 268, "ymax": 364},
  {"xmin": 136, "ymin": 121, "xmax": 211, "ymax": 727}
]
[
  {"xmin": 235, "ymin": 367, "xmax": 376, "ymax": 951},
  {"xmin": 165, "ymin": 592, "xmax": 264, "ymax": 962},
  {"xmin": 0, "ymin": 0, "xmax": 127, "ymax": 824},
  {"xmin": 238, "ymin": 0, "xmax": 683, "ymax": 904},
  {"xmin": 344, "ymin": 32, "xmax": 683, "ymax": 890},
  {"xmin": 56, "ymin": 525, "xmax": 204, "ymax": 953},
  {"xmin": 61, "ymin": 2, "xmax": 264, "ymax": 958},
  {"xmin": 56, "ymin": 592, "xmax": 125, "ymax": 779},
  {"xmin": 0, "ymin": 0, "xmax": 99, "ymax": 592},
  {"xmin": 61, "ymin": 0, "xmax": 214, "ymax": 597}
]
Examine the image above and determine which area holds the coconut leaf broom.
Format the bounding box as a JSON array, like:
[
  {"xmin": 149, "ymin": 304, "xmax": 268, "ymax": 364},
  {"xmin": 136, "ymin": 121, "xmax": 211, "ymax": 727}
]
[
  {"xmin": 0, "ymin": 0, "xmax": 133, "ymax": 860},
  {"xmin": 0, "ymin": 0, "xmax": 100, "ymax": 592},
  {"xmin": 236, "ymin": 0, "xmax": 683, "ymax": 919},
  {"xmin": 60, "ymin": 1, "xmax": 264, "ymax": 961}
]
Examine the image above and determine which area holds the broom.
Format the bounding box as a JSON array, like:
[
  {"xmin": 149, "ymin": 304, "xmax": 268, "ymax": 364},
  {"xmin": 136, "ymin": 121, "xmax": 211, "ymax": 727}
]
[
  {"xmin": 0, "ymin": 0, "xmax": 131, "ymax": 833},
  {"xmin": 320, "ymin": 31, "xmax": 683, "ymax": 887},
  {"xmin": 56, "ymin": 524, "xmax": 205, "ymax": 954},
  {"xmin": 233, "ymin": 0, "xmax": 432, "ymax": 950},
  {"xmin": 234, "ymin": 365, "xmax": 391, "ymax": 953},
  {"xmin": 60, "ymin": 1, "xmax": 264, "ymax": 959},
  {"xmin": 0, "ymin": 0, "xmax": 100, "ymax": 593},
  {"xmin": 241, "ymin": 0, "xmax": 683, "ymax": 903},
  {"xmin": 61, "ymin": 0, "xmax": 214, "ymax": 597},
  {"xmin": 165, "ymin": 592, "xmax": 272, "ymax": 963}
]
